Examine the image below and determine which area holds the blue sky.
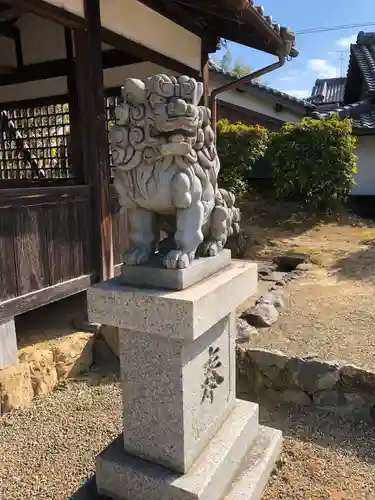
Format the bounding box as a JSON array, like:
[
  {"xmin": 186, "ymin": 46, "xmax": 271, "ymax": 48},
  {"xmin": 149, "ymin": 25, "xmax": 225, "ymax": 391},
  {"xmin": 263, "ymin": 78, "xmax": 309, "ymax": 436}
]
[{"xmin": 211, "ymin": 0, "xmax": 375, "ymax": 98}]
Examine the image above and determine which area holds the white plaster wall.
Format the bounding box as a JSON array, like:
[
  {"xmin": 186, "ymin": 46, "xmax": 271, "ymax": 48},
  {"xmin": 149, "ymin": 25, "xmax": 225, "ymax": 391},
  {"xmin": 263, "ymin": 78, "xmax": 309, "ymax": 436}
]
[
  {"xmin": 0, "ymin": 78, "xmax": 67, "ymax": 102},
  {"xmin": 350, "ymin": 136, "xmax": 375, "ymax": 195},
  {"xmin": 0, "ymin": 62, "xmax": 175, "ymax": 103},
  {"xmin": 100, "ymin": 0, "xmax": 201, "ymax": 71},
  {"xmin": 103, "ymin": 62, "xmax": 175, "ymax": 88},
  {"xmin": 0, "ymin": 14, "xmax": 65, "ymax": 68},
  {"xmin": 209, "ymin": 84, "xmax": 302, "ymax": 124},
  {"xmin": 18, "ymin": 14, "xmax": 66, "ymax": 64},
  {"xmin": 44, "ymin": 0, "xmax": 84, "ymax": 17}
]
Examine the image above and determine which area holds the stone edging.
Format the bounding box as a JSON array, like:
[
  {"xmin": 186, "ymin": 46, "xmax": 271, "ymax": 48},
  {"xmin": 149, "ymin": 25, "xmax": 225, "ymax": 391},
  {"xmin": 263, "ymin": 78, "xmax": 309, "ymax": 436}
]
[{"xmin": 237, "ymin": 346, "xmax": 375, "ymax": 422}]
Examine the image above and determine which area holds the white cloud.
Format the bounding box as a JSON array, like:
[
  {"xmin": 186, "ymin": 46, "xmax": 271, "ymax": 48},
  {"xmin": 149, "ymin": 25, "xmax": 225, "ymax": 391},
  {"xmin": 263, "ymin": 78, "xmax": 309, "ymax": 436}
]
[
  {"xmin": 279, "ymin": 74, "xmax": 296, "ymax": 82},
  {"xmin": 307, "ymin": 59, "xmax": 338, "ymax": 79},
  {"xmin": 336, "ymin": 34, "xmax": 356, "ymax": 49},
  {"xmin": 284, "ymin": 89, "xmax": 310, "ymax": 99}
]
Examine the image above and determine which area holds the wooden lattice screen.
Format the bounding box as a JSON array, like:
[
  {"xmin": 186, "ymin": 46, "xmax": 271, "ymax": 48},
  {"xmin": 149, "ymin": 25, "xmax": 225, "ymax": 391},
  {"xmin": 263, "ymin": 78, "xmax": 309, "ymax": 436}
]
[
  {"xmin": 0, "ymin": 102, "xmax": 71, "ymax": 181},
  {"xmin": 0, "ymin": 89, "xmax": 122, "ymax": 186}
]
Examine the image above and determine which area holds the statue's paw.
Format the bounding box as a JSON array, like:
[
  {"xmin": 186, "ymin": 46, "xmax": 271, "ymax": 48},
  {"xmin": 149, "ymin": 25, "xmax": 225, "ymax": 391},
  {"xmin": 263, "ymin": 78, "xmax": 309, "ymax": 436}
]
[
  {"xmin": 163, "ymin": 250, "xmax": 194, "ymax": 269},
  {"xmin": 200, "ymin": 241, "xmax": 223, "ymax": 257},
  {"xmin": 123, "ymin": 246, "xmax": 152, "ymax": 266}
]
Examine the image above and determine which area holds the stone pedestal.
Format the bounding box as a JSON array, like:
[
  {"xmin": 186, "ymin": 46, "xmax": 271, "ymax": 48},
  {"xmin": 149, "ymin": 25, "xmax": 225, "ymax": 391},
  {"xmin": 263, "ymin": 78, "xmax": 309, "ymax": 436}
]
[{"xmin": 87, "ymin": 260, "xmax": 282, "ymax": 500}]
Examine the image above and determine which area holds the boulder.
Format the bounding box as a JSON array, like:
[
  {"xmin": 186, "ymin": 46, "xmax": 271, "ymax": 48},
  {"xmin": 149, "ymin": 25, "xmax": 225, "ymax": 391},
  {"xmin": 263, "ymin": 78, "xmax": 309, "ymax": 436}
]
[
  {"xmin": 247, "ymin": 348, "xmax": 288, "ymax": 383},
  {"xmin": 313, "ymin": 389, "xmax": 341, "ymax": 408},
  {"xmin": 235, "ymin": 318, "xmax": 258, "ymax": 344},
  {"xmin": 298, "ymin": 359, "xmax": 340, "ymax": 394},
  {"xmin": 236, "ymin": 355, "xmax": 265, "ymax": 397},
  {"xmin": 242, "ymin": 299, "xmax": 279, "ymax": 327},
  {"xmin": 257, "ymin": 261, "xmax": 278, "ymax": 276},
  {"xmin": 52, "ymin": 333, "xmax": 94, "ymax": 380},
  {"xmin": 0, "ymin": 362, "xmax": 34, "ymax": 414},
  {"xmin": 340, "ymin": 364, "xmax": 375, "ymax": 394},
  {"xmin": 263, "ymin": 388, "xmax": 311, "ymax": 406},
  {"xmin": 19, "ymin": 349, "xmax": 58, "ymax": 396},
  {"xmin": 279, "ymin": 357, "xmax": 340, "ymax": 394},
  {"xmin": 259, "ymin": 271, "xmax": 287, "ymax": 283},
  {"xmin": 263, "ymin": 290, "xmax": 290, "ymax": 309},
  {"xmin": 340, "ymin": 392, "xmax": 374, "ymax": 421}
]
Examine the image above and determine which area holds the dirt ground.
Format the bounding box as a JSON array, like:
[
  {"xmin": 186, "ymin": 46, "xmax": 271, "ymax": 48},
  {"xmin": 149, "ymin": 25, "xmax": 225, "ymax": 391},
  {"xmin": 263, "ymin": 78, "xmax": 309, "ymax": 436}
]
[
  {"xmin": 239, "ymin": 197, "xmax": 375, "ymax": 273},
  {"xmin": 238, "ymin": 198, "xmax": 375, "ymax": 368}
]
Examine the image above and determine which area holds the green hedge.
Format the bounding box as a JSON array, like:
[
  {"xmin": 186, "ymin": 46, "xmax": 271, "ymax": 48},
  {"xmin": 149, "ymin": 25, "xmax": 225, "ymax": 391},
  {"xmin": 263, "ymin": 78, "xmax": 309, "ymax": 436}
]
[
  {"xmin": 265, "ymin": 114, "xmax": 357, "ymax": 206},
  {"xmin": 216, "ymin": 119, "xmax": 268, "ymax": 197}
]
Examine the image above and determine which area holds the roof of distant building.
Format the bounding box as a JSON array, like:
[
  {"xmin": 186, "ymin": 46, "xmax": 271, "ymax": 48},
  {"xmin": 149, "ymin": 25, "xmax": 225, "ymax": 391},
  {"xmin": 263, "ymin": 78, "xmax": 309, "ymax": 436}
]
[
  {"xmin": 312, "ymin": 31, "xmax": 375, "ymax": 132},
  {"xmin": 208, "ymin": 59, "xmax": 314, "ymax": 109},
  {"xmin": 311, "ymin": 78, "xmax": 346, "ymax": 105}
]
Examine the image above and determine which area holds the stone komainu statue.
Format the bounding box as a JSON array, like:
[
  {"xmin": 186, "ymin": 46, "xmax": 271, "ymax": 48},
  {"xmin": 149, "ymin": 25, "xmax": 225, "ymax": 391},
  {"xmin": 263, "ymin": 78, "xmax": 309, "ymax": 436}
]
[{"xmin": 110, "ymin": 74, "xmax": 240, "ymax": 269}]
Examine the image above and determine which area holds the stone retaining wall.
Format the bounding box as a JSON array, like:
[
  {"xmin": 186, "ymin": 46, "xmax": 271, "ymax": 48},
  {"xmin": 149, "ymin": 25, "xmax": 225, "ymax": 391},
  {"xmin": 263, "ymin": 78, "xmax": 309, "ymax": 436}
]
[
  {"xmin": 237, "ymin": 346, "xmax": 375, "ymax": 423},
  {"xmin": 0, "ymin": 333, "xmax": 94, "ymax": 415}
]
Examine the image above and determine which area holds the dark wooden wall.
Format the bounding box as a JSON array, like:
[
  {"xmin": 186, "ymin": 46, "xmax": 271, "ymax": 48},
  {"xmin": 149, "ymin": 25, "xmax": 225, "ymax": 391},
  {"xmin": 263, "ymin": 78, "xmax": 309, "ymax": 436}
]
[
  {"xmin": 0, "ymin": 186, "xmax": 93, "ymax": 303},
  {"xmin": 0, "ymin": 184, "xmax": 129, "ymax": 320}
]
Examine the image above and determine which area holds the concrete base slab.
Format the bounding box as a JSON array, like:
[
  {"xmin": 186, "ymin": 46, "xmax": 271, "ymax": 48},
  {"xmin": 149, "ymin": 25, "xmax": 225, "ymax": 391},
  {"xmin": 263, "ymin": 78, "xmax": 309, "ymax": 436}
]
[
  {"xmin": 119, "ymin": 249, "xmax": 231, "ymax": 290},
  {"xmin": 96, "ymin": 400, "xmax": 279, "ymax": 500},
  {"xmin": 224, "ymin": 426, "xmax": 282, "ymax": 500}
]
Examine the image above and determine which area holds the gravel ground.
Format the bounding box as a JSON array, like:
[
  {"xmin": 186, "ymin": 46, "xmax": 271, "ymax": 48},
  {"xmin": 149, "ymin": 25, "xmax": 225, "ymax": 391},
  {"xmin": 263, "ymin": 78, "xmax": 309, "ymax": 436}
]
[
  {"xmin": 2, "ymin": 368, "xmax": 375, "ymax": 500},
  {"xmin": 260, "ymin": 400, "xmax": 375, "ymax": 500},
  {"xmin": 0, "ymin": 369, "xmax": 122, "ymax": 500},
  {"xmin": 247, "ymin": 268, "xmax": 375, "ymax": 370}
]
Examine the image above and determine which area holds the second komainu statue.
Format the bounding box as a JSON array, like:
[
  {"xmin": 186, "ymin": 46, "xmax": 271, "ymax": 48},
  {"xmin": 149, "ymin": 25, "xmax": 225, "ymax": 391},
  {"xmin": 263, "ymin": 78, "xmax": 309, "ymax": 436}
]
[{"xmin": 110, "ymin": 74, "xmax": 240, "ymax": 270}]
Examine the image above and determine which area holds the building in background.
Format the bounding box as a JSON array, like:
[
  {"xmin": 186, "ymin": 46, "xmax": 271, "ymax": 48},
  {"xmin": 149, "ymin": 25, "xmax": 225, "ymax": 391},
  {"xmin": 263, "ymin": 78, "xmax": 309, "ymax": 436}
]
[
  {"xmin": 209, "ymin": 59, "xmax": 313, "ymax": 131},
  {"xmin": 311, "ymin": 32, "xmax": 375, "ymax": 199}
]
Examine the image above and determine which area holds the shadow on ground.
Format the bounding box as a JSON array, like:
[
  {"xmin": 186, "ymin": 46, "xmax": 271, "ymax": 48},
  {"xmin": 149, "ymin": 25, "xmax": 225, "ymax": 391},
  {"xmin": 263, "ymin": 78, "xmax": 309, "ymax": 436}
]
[
  {"xmin": 16, "ymin": 292, "xmax": 88, "ymax": 348},
  {"xmin": 258, "ymin": 399, "xmax": 375, "ymax": 466},
  {"xmin": 332, "ymin": 241, "xmax": 375, "ymax": 281},
  {"xmin": 69, "ymin": 476, "xmax": 106, "ymax": 500},
  {"xmin": 237, "ymin": 198, "xmax": 366, "ymax": 260}
]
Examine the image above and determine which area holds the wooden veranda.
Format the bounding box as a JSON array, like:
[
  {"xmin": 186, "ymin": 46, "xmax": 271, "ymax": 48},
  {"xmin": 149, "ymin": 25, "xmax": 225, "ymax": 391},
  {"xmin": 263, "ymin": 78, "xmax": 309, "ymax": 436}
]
[{"xmin": 0, "ymin": 0, "xmax": 296, "ymax": 367}]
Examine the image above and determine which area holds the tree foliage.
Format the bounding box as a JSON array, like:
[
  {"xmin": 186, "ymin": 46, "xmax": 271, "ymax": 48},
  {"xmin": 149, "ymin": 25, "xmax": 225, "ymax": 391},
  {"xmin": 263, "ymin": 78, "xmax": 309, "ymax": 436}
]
[
  {"xmin": 216, "ymin": 119, "xmax": 269, "ymax": 197},
  {"xmin": 232, "ymin": 56, "xmax": 251, "ymax": 77},
  {"xmin": 265, "ymin": 114, "xmax": 357, "ymax": 206}
]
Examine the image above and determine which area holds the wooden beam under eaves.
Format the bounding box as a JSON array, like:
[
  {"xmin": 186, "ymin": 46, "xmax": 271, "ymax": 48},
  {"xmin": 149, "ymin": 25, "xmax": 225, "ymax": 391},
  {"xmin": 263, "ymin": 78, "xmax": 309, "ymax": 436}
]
[{"xmin": 0, "ymin": 50, "xmax": 142, "ymax": 86}]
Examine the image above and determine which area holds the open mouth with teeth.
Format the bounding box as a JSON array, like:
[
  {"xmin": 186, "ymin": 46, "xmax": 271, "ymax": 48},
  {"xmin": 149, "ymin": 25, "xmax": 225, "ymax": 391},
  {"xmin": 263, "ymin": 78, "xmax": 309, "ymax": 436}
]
[{"xmin": 152, "ymin": 117, "xmax": 198, "ymax": 139}]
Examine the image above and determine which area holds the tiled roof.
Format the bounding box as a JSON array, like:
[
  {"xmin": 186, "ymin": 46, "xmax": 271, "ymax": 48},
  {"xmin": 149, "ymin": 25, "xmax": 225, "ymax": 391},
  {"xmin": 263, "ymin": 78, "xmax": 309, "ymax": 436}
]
[
  {"xmin": 167, "ymin": 0, "xmax": 297, "ymax": 58},
  {"xmin": 311, "ymin": 31, "xmax": 375, "ymax": 132},
  {"xmin": 235, "ymin": 0, "xmax": 298, "ymax": 57},
  {"xmin": 208, "ymin": 59, "xmax": 314, "ymax": 108},
  {"xmin": 312, "ymin": 99, "xmax": 375, "ymax": 131},
  {"xmin": 351, "ymin": 32, "xmax": 375, "ymax": 94},
  {"xmin": 311, "ymin": 78, "xmax": 346, "ymax": 104}
]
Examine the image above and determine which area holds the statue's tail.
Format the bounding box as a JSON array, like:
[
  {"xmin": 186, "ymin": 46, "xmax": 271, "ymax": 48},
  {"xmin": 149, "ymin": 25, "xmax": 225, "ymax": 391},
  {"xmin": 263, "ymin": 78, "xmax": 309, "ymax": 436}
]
[
  {"xmin": 216, "ymin": 188, "xmax": 246, "ymax": 257},
  {"xmin": 216, "ymin": 188, "xmax": 241, "ymax": 237}
]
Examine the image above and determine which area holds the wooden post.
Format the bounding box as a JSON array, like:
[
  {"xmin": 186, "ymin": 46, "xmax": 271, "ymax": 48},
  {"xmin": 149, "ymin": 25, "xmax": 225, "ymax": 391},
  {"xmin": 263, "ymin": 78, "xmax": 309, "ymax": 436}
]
[
  {"xmin": 73, "ymin": 0, "xmax": 113, "ymax": 282},
  {"xmin": 65, "ymin": 27, "xmax": 83, "ymax": 183},
  {"xmin": 201, "ymin": 41, "xmax": 210, "ymax": 107},
  {"xmin": 0, "ymin": 318, "xmax": 17, "ymax": 369}
]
